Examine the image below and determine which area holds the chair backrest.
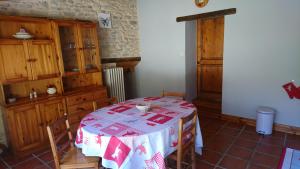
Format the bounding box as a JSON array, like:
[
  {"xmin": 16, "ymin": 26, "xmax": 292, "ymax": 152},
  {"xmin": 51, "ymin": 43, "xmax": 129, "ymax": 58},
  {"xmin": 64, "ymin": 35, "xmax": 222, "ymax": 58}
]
[
  {"xmin": 161, "ymin": 90, "xmax": 185, "ymax": 100},
  {"xmin": 92, "ymin": 97, "xmax": 117, "ymax": 111},
  {"xmin": 177, "ymin": 111, "xmax": 197, "ymax": 159},
  {"xmin": 67, "ymin": 112, "xmax": 87, "ymax": 137},
  {"xmin": 47, "ymin": 114, "xmax": 74, "ymax": 169}
]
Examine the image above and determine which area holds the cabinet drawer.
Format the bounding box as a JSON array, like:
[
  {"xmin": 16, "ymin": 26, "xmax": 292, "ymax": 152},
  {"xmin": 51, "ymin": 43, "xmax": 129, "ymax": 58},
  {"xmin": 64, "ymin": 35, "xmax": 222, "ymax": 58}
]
[
  {"xmin": 93, "ymin": 89, "xmax": 107, "ymax": 100},
  {"xmin": 66, "ymin": 93, "xmax": 94, "ymax": 106},
  {"xmin": 68, "ymin": 102, "xmax": 94, "ymax": 115}
]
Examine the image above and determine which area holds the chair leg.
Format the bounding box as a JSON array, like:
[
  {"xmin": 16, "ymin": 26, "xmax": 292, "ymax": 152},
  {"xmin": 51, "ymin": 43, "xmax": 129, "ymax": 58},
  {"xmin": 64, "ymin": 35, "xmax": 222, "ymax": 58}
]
[
  {"xmin": 177, "ymin": 157, "xmax": 181, "ymax": 169},
  {"xmin": 191, "ymin": 147, "xmax": 196, "ymax": 169}
]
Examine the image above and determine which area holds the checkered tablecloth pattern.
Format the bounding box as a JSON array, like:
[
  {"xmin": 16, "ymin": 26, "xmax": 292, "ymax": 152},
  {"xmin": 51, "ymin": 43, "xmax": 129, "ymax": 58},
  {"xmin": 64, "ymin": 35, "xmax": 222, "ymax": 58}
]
[{"xmin": 75, "ymin": 97, "xmax": 203, "ymax": 169}]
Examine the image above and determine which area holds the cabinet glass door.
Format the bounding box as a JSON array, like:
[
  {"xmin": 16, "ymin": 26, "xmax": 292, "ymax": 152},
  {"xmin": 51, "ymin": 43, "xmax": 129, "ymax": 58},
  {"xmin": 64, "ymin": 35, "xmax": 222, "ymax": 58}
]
[
  {"xmin": 80, "ymin": 26, "xmax": 99, "ymax": 73},
  {"xmin": 58, "ymin": 26, "xmax": 80, "ymax": 74}
]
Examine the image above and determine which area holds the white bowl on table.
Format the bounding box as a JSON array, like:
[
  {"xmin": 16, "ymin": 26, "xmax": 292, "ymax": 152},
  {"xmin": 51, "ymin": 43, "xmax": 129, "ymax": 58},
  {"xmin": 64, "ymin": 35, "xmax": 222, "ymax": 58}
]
[{"xmin": 136, "ymin": 104, "xmax": 150, "ymax": 112}]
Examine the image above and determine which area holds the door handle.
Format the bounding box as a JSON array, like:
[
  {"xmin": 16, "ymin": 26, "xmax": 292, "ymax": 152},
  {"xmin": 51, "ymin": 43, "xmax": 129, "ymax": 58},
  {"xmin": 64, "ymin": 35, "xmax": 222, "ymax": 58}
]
[
  {"xmin": 77, "ymin": 107, "xmax": 85, "ymax": 111},
  {"xmin": 27, "ymin": 58, "xmax": 37, "ymax": 62}
]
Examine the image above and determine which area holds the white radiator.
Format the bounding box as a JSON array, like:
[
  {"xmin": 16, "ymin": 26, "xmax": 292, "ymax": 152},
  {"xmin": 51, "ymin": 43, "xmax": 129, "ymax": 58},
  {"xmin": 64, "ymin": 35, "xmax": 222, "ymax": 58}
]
[{"xmin": 104, "ymin": 67, "xmax": 125, "ymax": 102}]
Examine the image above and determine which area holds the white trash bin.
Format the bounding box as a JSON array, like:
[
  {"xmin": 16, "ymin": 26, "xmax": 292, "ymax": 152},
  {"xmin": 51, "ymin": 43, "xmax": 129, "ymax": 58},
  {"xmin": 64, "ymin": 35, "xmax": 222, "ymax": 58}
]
[{"xmin": 256, "ymin": 107, "xmax": 275, "ymax": 135}]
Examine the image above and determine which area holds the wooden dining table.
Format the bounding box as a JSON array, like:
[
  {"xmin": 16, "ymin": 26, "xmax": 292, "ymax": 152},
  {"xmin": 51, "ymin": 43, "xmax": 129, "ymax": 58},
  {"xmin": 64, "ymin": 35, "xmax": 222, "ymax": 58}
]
[{"xmin": 75, "ymin": 96, "xmax": 203, "ymax": 169}]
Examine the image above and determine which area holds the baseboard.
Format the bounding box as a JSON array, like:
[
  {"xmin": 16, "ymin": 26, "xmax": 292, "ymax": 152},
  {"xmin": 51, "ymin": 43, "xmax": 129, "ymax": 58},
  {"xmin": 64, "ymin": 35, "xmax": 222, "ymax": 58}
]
[{"xmin": 221, "ymin": 113, "xmax": 300, "ymax": 135}]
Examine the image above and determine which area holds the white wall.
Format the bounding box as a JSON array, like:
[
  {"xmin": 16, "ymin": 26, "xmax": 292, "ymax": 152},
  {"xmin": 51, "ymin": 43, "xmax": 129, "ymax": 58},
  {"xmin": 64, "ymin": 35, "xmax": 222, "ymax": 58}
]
[{"xmin": 137, "ymin": 0, "xmax": 300, "ymax": 127}]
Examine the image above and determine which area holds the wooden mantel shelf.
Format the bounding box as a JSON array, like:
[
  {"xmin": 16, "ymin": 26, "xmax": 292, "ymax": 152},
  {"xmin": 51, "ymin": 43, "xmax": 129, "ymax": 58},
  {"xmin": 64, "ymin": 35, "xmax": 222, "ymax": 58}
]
[
  {"xmin": 101, "ymin": 57, "xmax": 141, "ymax": 72},
  {"xmin": 176, "ymin": 8, "xmax": 236, "ymax": 22}
]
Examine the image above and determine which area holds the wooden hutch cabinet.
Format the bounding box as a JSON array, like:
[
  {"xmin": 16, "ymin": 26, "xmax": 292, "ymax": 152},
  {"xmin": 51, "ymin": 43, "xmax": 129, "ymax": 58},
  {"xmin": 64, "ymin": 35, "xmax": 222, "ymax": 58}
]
[{"xmin": 0, "ymin": 15, "xmax": 107, "ymax": 157}]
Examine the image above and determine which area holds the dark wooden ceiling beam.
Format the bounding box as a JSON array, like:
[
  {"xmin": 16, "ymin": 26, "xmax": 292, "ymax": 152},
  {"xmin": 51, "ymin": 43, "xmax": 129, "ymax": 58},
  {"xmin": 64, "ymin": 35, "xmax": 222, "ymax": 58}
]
[{"xmin": 176, "ymin": 8, "xmax": 236, "ymax": 22}]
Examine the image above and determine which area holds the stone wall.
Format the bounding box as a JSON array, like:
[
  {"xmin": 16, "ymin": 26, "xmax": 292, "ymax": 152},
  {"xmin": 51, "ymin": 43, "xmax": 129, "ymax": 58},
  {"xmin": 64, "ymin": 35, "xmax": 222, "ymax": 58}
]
[{"xmin": 0, "ymin": 0, "xmax": 140, "ymax": 58}]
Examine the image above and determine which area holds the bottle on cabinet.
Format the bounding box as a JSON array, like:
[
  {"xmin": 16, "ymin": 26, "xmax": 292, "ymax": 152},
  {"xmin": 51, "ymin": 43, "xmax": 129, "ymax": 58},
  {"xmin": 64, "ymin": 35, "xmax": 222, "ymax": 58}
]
[{"xmin": 30, "ymin": 88, "xmax": 38, "ymax": 99}]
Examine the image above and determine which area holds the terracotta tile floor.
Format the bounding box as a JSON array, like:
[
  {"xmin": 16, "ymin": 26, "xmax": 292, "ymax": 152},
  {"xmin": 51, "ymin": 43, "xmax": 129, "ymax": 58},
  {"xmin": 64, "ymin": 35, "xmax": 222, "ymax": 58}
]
[
  {"xmin": 197, "ymin": 116, "xmax": 300, "ymax": 169},
  {"xmin": 0, "ymin": 116, "xmax": 300, "ymax": 169}
]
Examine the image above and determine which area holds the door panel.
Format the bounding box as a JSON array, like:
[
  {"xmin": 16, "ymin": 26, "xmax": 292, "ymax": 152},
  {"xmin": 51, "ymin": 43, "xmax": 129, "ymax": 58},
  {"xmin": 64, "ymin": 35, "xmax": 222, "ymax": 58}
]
[
  {"xmin": 8, "ymin": 104, "xmax": 43, "ymax": 152},
  {"xmin": 39, "ymin": 99, "xmax": 65, "ymax": 141},
  {"xmin": 0, "ymin": 41, "xmax": 31, "ymax": 83},
  {"xmin": 29, "ymin": 41, "xmax": 60, "ymax": 80},
  {"xmin": 199, "ymin": 64, "xmax": 222, "ymax": 93},
  {"xmin": 200, "ymin": 18, "xmax": 224, "ymax": 60}
]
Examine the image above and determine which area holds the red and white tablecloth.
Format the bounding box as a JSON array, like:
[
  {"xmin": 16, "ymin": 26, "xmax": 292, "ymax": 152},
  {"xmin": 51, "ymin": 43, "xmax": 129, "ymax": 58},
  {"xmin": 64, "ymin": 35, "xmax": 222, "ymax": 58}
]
[{"xmin": 75, "ymin": 97, "xmax": 203, "ymax": 169}]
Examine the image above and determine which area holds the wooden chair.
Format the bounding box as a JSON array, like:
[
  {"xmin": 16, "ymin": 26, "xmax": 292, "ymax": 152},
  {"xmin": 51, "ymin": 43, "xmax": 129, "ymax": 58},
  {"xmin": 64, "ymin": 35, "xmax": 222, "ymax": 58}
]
[
  {"xmin": 92, "ymin": 97, "xmax": 117, "ymax": 111},
  {"xmin": 161, "ymin": 90, "xmax": 185, "ymax": 100},
  {"xmin": 67, "ymin": 112, "xmax": 89, "ymax": 138},
  {"xmin": 168, "ymin": 111, "xmax": 197, "ymax": 169},
  {"xmin": 47, "ymin": 114, "xmax": 99, "ymax": 169}
]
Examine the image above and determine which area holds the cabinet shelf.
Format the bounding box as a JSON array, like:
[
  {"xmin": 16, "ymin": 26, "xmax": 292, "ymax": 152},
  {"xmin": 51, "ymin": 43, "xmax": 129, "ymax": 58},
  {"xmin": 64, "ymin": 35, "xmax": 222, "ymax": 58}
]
[
  {"xmin": 1, "ymin": 77, "xmax": 30, "ymax": 85},
  {"xmin": 63, "ymin": 68, "xmax": 100, "ymax": 77},
  {"xmin": 3, "ymin": 93, "xmax": 63, "ymax": 108},
  {"xmin": 64, "ymin": 71, "xmax": 80, "ymax": 77},
  {"xmin": 0, "ymin": 38, "xmax": 52, "ymax": 44},
  {"xmin": 63, "ymin": 85, "xmax": 105, "ymax": 95},
  {"xmin": 85, "ymin": 68, "xmax": 100, "ymax": 73},
  {"xmin": 83, "ymin": 47, "xmax": 96, "ymax": 50}
]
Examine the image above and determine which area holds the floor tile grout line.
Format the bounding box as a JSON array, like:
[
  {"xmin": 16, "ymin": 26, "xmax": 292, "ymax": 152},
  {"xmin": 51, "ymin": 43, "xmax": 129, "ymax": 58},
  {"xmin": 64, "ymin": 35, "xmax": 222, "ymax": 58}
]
[
  {"xmin": 34, "ymin": 150, "xmax": 51, "ymax": 157},
  {"xmin": 235, "ymin": 136, "xmax": 285, "ymax": 148},
  {"xmin": 205, "ymin": 141, "xmax": 281, "ymax": 161},
  {"xmin": 213, "ymin": 125, "xmax": 246, "ymax": 169},
  {"xmin": 0, "ymin": 157, "xmax": 11, "ymax": 169},
  {"xmin": 5, "ymin": 156, "xmax": 35, "ymax": 167},
  {"xmin": 210, "ymin": 121, "xmax": 230, "ymax": 138},
  {"xmin": 32, "ymin": 154, "xmax": 52, "ymax": 169},
  {"xmin": 202, "ymin": 121, "xmax": 230, "ymax": 144},
  {"xmin": 199, "ymin": 159, "xmax": 216, "ymax": 167},
  {"xmin": 243, "ymin": 129, "xmax": 285, "ymax": 138},
  {"xmin": 0, "ymin": 150, "xmax": 50, "ymax": 169},
  {"xmin": 246, "ymin": 132, "xmax": 287, "ymax": 168},
  {"xmin": 225, "ymin": 153, "xmax": 249, "ymax": 162},
  {"xmin": 259, "ymin": 141, "xmax": 285, "ymax": 147},
  {"xmin": 245, "ymin": 135, "xmax": 265, "ymax": 169},
  {"xmin": 201, "ymin": 120, "xmax": 230, "ymax": 168}
]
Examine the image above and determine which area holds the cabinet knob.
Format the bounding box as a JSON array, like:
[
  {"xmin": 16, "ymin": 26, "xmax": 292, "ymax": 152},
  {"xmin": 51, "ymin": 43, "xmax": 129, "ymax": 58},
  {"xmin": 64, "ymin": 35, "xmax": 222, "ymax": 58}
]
[
  {"xmin": 77, "ymin": 107, "xmax": 85, "ymax": 111},
  {"xmin": 27, "ymin": 58, "xmax": 37, "ymax": 62}
]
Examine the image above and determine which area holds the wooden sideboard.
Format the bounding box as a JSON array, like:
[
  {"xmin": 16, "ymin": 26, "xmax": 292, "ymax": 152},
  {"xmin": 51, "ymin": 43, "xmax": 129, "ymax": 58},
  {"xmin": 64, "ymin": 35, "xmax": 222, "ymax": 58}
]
[{"xmin": 0, "ymin": 15, "xmax": 108, "ymax": 157}]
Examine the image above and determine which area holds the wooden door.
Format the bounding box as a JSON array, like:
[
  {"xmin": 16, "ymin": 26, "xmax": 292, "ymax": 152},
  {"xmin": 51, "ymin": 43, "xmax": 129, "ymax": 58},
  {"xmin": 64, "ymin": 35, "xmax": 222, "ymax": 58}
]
[
  {"xmin": 0, "ymin": 40, "xmax": 31, "ymax": 83},
  {"xmin": 39, "ymin": 99, "xmax": 66, "ymax": 141},
  {"xmin": 196, "ymin": 17, "xmax": 224, "ymax": 116},
  {"xmin": 6, "ymin": 104, "xmax": 43, "ymax": 154},
  {"xmin": 28, "ymin": 40, "xmax": 60, "ymax": 80}
]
